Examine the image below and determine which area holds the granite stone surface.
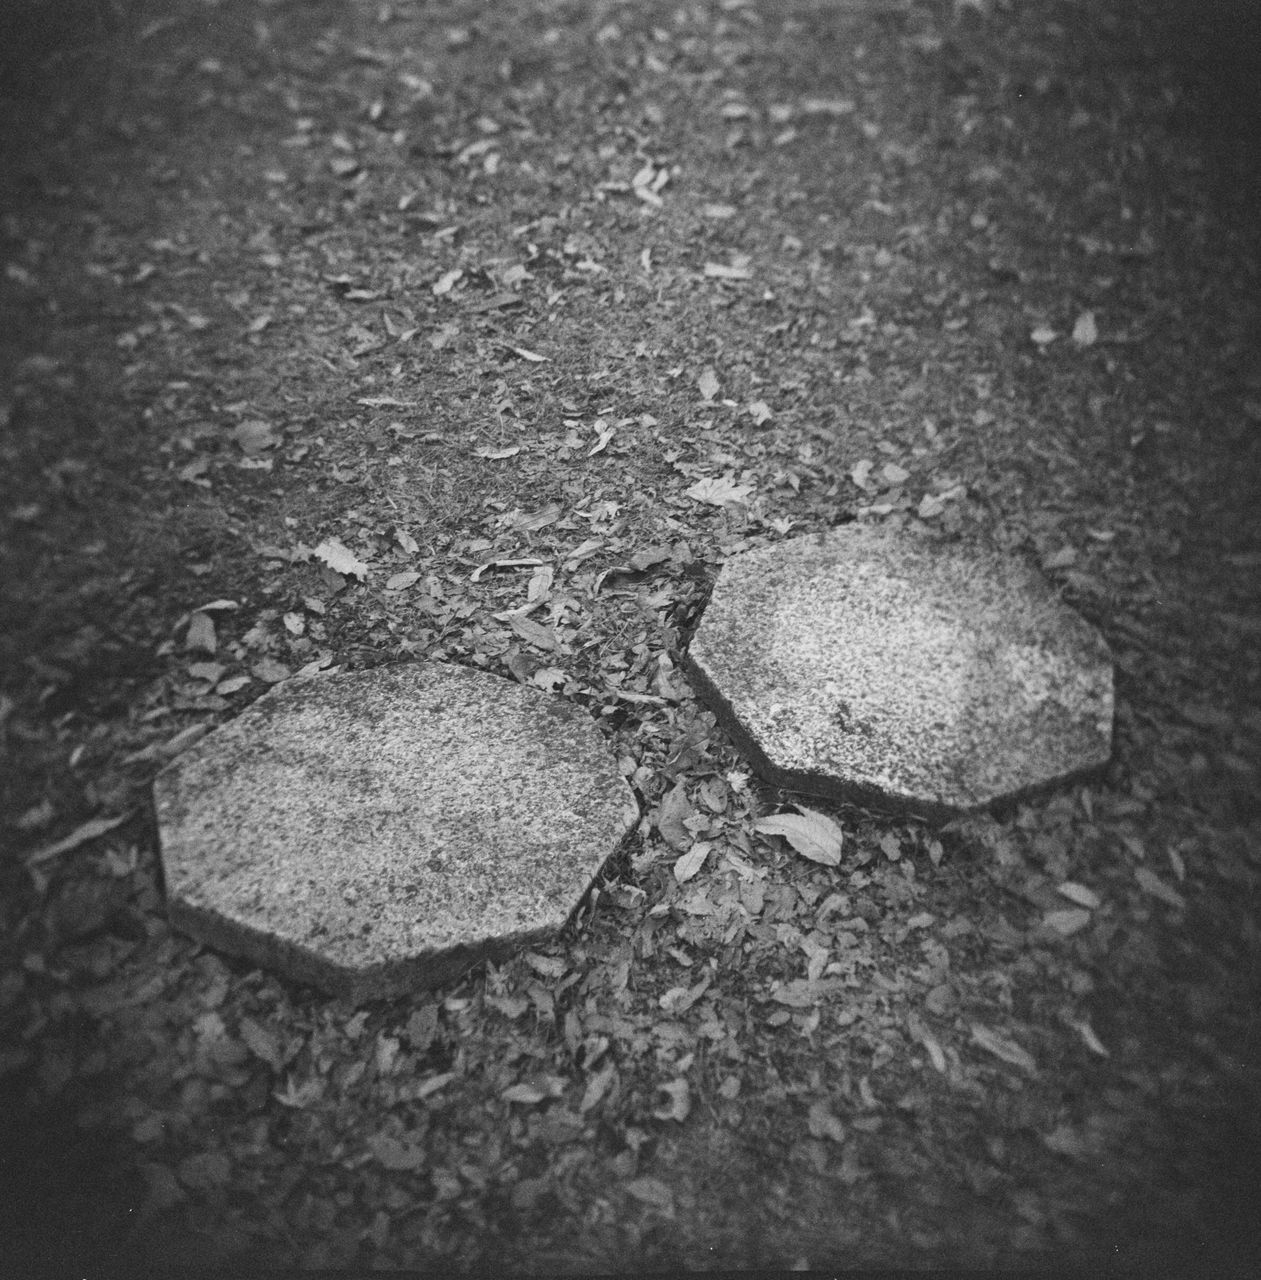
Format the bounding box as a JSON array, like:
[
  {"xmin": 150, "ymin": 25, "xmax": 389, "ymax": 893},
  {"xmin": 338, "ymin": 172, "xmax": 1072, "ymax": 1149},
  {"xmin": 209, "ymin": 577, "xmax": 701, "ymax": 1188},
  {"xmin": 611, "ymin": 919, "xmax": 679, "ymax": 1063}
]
[
  {"xmin": 685, "ymin": 525, "xmax": 1114, "ymax": 820},
  {"xmin": 154, "ymin": 661, "xmax": 638, "ymax": 1002}
]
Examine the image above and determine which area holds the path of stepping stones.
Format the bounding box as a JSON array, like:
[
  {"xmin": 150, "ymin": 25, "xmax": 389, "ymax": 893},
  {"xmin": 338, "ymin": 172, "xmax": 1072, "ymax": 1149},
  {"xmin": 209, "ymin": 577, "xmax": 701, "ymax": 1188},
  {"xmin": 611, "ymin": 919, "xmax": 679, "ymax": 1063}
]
[{"xmin": 155, "ymin": 525, "xmax": 1114, "ymax": 1001}]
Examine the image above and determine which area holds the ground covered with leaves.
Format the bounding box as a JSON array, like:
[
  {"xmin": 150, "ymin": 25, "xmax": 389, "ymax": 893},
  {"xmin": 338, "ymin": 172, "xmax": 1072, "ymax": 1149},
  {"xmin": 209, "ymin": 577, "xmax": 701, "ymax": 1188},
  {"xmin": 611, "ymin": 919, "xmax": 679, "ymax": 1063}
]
[{"xmin": 2, "ymin": 0, "xmax": 1259, "ymax": 1271}]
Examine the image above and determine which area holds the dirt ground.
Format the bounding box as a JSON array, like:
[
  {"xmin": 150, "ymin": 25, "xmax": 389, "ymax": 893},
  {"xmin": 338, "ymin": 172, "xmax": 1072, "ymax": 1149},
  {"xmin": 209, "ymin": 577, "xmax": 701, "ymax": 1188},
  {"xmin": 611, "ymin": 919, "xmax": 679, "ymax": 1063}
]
[{"xmin": 2, "ymin": 0, "xmax": 1259, "ymax": 1272}]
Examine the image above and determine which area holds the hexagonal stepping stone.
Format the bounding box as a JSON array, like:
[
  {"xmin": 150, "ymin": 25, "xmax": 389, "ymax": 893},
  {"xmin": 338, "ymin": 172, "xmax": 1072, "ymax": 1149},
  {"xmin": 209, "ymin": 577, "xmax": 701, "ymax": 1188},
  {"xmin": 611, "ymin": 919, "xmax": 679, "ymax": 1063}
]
[
  {"xmin": 685, "ymin": 525, "xmax": 1114, "ymax": 821},
  {"xmin": 154, "ymin": 662, "xmax": 638, "ymax": 1002}
]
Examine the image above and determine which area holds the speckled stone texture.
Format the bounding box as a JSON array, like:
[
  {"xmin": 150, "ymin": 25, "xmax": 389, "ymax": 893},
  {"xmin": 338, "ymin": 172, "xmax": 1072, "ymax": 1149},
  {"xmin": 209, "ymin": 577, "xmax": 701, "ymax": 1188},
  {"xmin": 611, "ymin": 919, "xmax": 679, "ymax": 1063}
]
[
  {"xmin": 685, "ymin": 525, "xmax": 1114, "ymax": 821},
  {"xmin": 154, "ymin": 662, "xmax": 638, "ymax": 1002}
]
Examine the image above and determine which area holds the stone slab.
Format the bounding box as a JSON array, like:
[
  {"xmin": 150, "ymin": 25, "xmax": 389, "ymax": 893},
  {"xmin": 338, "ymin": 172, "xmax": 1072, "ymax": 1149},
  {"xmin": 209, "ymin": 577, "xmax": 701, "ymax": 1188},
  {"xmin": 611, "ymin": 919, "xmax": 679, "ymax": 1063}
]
[
  {"xmin": 685, "ymin": 525, "xmax": 1114, "ymax": 821},
  {"xmin": 154, "ymin": 661, "xmax": 638, "ymax": 1002}
]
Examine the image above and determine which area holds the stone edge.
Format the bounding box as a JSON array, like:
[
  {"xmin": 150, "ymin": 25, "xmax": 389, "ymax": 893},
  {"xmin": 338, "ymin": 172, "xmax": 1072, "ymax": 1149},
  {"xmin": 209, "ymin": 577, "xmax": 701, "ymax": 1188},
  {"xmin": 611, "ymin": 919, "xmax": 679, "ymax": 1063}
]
[
  {"xmin": 683, "ymin": 648, "xmax": 1114, "ymax": 824},
  {"xmin": 162, "ymin": 805, "xmax": 638, "ymax": 1004}
]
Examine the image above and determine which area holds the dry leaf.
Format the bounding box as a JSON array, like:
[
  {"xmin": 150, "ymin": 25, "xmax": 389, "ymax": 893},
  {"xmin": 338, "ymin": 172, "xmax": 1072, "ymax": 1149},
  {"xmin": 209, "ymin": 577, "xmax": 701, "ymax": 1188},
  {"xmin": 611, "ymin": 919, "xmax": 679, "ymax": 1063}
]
[
  {"xmin": 251, "ymin": 657, "xmax": 291, "ymax": 684},
  {"xmin": 432, "ymin": 268, "xmax": 463, "ymax": 295},
  {"xmin": 673, "ymin": 841, "xmax": 711, "ymax": 884},
  {"xmin": 697, "ymin": 368, "xmax": 720, "ymax": 401},
  {"xmin": 313, "ymin": 538, "xmax": 371, "ymax": 579},
  {"xmin": 807, "ymin": 1100, "xmax": 847, "ymax": 1143},
  {"xmin": 1043, "ymin": 907, "xmax": 1091, "ymax": 936},
  {"xmin": 239, "ymin": 1017, "xmax": 285, "ymax": 1071},
  {"xmin": 507, "ymin": 615, "xmax": 556, "ymax": 651},
  {"xmin": 1056, "ymin": 881, "xmax": 1101, "ymax": 910},
  {"xmin": 500, "ymin": 342, "xmax": 548, "ymax": 362},
  {"xmin": 685, "ymin": 474, "xmax": 754, "ymax": 507},
  {"xmin": 232, "ymin": 420, "xmax": 280, "ymax": 454},
  {"xmin": 800, "ymin": 96, "xmax": 856, "ymax": 117},
  {"xmin": 25, "ymin": 812, "xmax": 131, "ymax": 866},
  {"xmin": 1135, "ymin": 867, "xmax": 1186, "ymax": 910},
  {"xmin": 368, "ymin": 1134, "xmax": 426, "ymax": 1170},
  {"xmin": 501, "ymin": 1082, "xmax": 548, "ymax": 1105},
  {"xmin": 702, "ymin": 262, "xmax": 752, "ymax": 281},
  {"xmin": 185, "ymin": 611, "xmax": 217, "ymax": 654},
  {"xmin": 655, "ymin": 785, "xmax": 695, "ymax": 851},
  {"xmin": 1072, "ymin": 310, "xmax": 1098, "ymax": 347},
  {"xmin": 625, "ymin": 1177, "xmax": 675, "ymax": 1213},
  {"xmin": 753, "ymin": 806, "xmax": 844, "ymax": 866},
  {"xmin": 580, "ymin": 1061, "xmax": 617, "ymax": 1113},
  {"xmin": 969, "ymin": 1023, "xmax": 1037, "ymax": 1074}
]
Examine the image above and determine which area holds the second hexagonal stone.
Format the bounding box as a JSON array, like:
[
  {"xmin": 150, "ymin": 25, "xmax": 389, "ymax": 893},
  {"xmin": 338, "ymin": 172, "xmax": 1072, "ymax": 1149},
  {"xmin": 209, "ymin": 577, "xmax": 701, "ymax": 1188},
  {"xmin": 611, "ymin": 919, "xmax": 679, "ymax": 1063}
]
[
  {"xmin": 685, "ymin": 525, "xmax": 1114, "ymax": 820},
  {"xmin": 154, "ymin": 661, "xmax": 638, "ymax": 1002}
]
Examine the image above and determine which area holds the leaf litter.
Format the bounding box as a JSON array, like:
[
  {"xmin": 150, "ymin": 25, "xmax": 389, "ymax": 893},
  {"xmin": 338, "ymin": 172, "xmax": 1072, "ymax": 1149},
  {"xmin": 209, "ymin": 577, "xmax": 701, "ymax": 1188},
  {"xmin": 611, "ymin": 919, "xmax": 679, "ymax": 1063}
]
[{"xmin": 2, "ymin": 0, "xmax": 1258, "ymax": 1274}]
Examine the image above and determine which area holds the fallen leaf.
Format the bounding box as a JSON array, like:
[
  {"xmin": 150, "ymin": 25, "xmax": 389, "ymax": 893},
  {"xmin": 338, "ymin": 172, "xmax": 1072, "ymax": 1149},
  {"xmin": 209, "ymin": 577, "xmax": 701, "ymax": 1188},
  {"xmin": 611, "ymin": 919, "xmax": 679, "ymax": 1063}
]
[
  {"xmin": 673, "ymin": 841, "xmax": 711, "ymax": 884},
  {"xmin": 1042, "ymin": 546, "xmax": 1077, "ymax": 571},
  {"xmin": 800, "ymin": 96, "xmax": 856, "ymax": 117},
  {"xmin": 807, "ymin": 1100, "xmax": 847, "ymax": 1143},
  {"xmin": 507, "ymin": 614, "xmax": 556, "ymax": 651},
  {"xmin": 385, "ymin": 571, "xmax": 422, "ymax": 591},
  {"xmin": 432, "ymin": 267, "xmax": 463, "ymax": 295},
  {"xmin": 625, "ymin": 1177, "xmax": 675, "ymax": 1213},
  {"xmin": 251, "ymin": 657, "xmax": 291, "ymax": 684},
  {"xmin": 474, "ymin": 445, "xmax": 522, "ymax": 460},
  {"xmin": 1071, "ymin": 310, "xmax": 1098, "ymax": 347},
  {"xmin": 501, "ymin": 1082, "xmax": 547, "ymax": 1105},
  {"xmin": 880, "ymin": 462, "xmax": 909, "ymax": 486},
  {"xmin": 1065, "ymin": 1017, "xmax": 1109, "ymax": 1057},
  {"xmin": 655, "ymin": 785, "xmax": 695, "ymax": 851},
  {"xmin": 753, "ymin": 806, "xmax": 844, "ymax": 866},
  {"xmin": 185, "ymin": 611, "xmax": 217, "ymax": 655},
  {"xmin": 1043, "ymin": 1124, "xmax": 1090, "ymax": 1159},
  {"xmin": 25, "ymin": 812, "xmax": 131, "ymax": 866},
  {"xmin": 769, "ymin": 978, "xmax": 820, "ymax": 1007},
  {"xmin": 1056, "ymin": 881, "xmax": 1101, "ymax": 910},
  {"xmin": 232, "ymin": 419, "xmax": 280, "ymax": 454},
  {"xmin": 685, "ymin": 474, "xmax": 754, "ymax": 507},
  {"xmin": 703, "ymin": 262, "xmax": 753, "ymax": 281},
  {"xmin": 1135, "ymin": 867, "xmax": 1186, "ymax": 910},
  {"xmin": 851, "ymin": 459, "xmax": 875, "ymax": 491},
  {"xmin": 580, "ymin": 1060, "xmax": 617, "ymax": 1113},
  {"xmin": 313, "ymin": 538, "xmax": 371, "ymax": 579},
  {"xmin": 273, "ymin": 1076, "xmax": 323, "ymax": 1108},
  {"xmin": 1030, "ymin": 324, "xmax": 1058, "ymax": 347},
  {"xmin": 629, "ymin": 545, "xmax": 671, "ymax": 572},
  {"xmin": 697, "ymin": 368, "xmax": 720, "ymax": 401},
  {"xmin": 588, "ymin": 421, "xmax": 617, "ymax": 455},
  {"xmin": 500, "ymin": 342, "xmax": 548, "ymax": 362},
  {"xmin": 187, "ymin": 661, "xmax": 225, "ymax": 683},
  {"xmin": 160, "ymin": 723, "xmax": 211, "ymax": 759},
  {"xmin": 1043, "ymin": 907, "xmax": 1091, "ymax": 936},
  {"xmin": 368, "ymin": 1134, "xmax": 426, "ymax": 1171},
  {"xmin": 239, "ymin": 1017, "xmax": 285, "ymax": 1071},
  {"xmin": 970, "ymin": 1023, "xmax": 1037, "ymax": 1074}
]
